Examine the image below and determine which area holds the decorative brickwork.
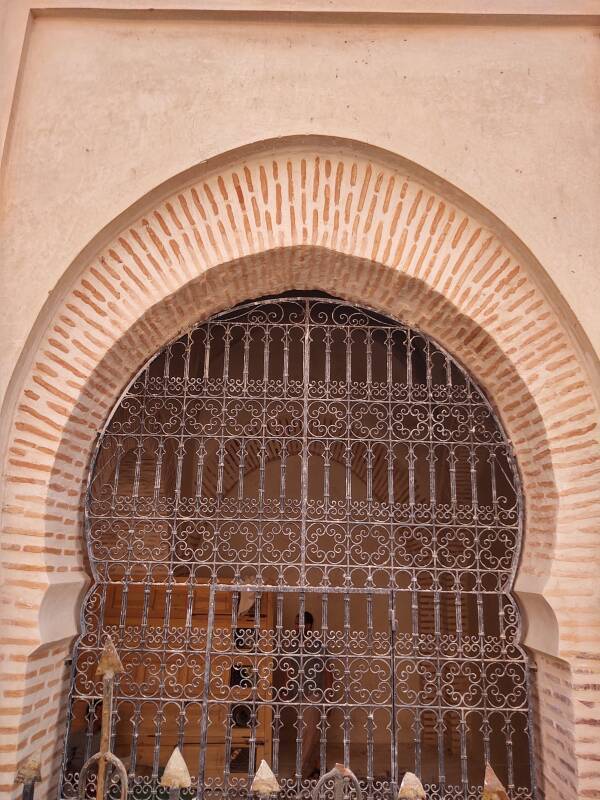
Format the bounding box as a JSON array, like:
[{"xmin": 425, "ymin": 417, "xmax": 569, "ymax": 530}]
[{"xmin": 1, "ymin": 138, "xmax": 599, "ymax": 798}]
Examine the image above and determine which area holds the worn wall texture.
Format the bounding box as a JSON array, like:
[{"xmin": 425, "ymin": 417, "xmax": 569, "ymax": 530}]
[{"xmin": 1, "ymin": 3, "xmax": 599, "ymax": 799}]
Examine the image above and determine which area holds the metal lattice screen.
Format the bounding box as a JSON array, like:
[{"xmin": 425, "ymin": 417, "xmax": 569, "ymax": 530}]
[{"xmin": 60, "ymin": 296, "xmax": 535, "ymax": 800}]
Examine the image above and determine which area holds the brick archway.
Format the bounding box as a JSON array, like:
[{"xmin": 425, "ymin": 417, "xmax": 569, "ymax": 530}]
[{"xmin": 1, "ymin": 136, "xmax": 599, "ymax": 798}]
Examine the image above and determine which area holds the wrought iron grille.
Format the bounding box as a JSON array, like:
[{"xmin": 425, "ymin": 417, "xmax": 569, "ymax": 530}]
[{"xmin": 59, "ymin": 296, "xmax": 535, "ymax": 800}]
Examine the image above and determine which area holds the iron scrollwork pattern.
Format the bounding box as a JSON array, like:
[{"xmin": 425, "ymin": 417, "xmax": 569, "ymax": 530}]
[{"xmin": 59, "ymin": 296, "xmax": 535, "ymax": 800}]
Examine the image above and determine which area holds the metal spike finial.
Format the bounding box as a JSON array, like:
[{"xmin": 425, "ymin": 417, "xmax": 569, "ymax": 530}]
[
  {"xmin": 95, "ymin": 635, "xmax": 124, "ymax": 678},
  {"xmin": 398, "ymin": 771, "xmax": 426, "ymax": 799},
  {"xmin": 15, "ymin": 751, "xmax": 42, "ymax": 784},
  {"xmin": 482, "ymin": 763, "xmax": 509, "ymax": 800},
  {"xmin": 250, "ymin": 760, "xmax": 280, "ymax": 796},
  {"xmin": 161, "ymin": 747, "xmax": 192, "ymax": 789}
]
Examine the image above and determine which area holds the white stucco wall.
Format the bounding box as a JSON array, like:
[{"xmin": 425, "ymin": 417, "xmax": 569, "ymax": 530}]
[
  {"xmin": 0, "ymin": 4, "xmax": 599, "ymax": 416},
  {"xmin": 1, "ymin": 8, "xmax": 600, "ymax": 794}
]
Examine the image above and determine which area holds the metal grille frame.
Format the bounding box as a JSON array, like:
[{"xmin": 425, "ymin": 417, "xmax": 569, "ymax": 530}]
[{"xmin": 59, "ymin": 295, "xmax": 536, "ymax": 800}]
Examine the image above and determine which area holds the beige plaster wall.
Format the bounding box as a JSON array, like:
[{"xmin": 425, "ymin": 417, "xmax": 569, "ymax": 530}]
[
  {"xmin": 1, "ymin": 4, "xmax": 600, "ymax": 797},
  {"xmin": 1, "ymin": 6, "xmax": 600, "ymax": 419}
]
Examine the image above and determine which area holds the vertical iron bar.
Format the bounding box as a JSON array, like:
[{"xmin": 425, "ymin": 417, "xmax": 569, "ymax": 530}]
[
  {"xmin": 320, "ymin": 591, "xmax": 329, "ymax": 776},
  {"xmin": 343, "ymin": 591, "xmax": 351, "ymax": 768},
  {"xmin": 389, "ymin": 591, "xmax": 398, "ymax": 796},
  {"xmin": 196, "ymin": 584, "xmax": 216, "ymax": 800},
  {"xmin": 248, "ymin": 591, "xmax": 263, "ymax": 780},
  {"xmin": 21, "ymin": 784, "xmax": 35, "ymax": 800},
  {"xmin": 273, "ymin": 590, "xmax": 285, "ymax": 776}
]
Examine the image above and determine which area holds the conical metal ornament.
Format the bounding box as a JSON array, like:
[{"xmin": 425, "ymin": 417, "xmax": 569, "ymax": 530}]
[
  {"xmin": 482, "ymin": 763, "xmax": 509, "ymax": 800},
  {"xmin": 15, "ymin": 751, "xmax": 42, "ymax": 784},
  {"xmin": 161, "ymin": 747, "xmax": 192, "ymax": 789},
  {"xmin": 398, "ymin": 771, "xmax": 426, "ymax": 799},
  {"xmin": 251, "ymin": 759, "xmax": 280, "ymax": 796},
  {"xmin": 95, "ymin": 635, "xmax": 124, "ymax": 678}
]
